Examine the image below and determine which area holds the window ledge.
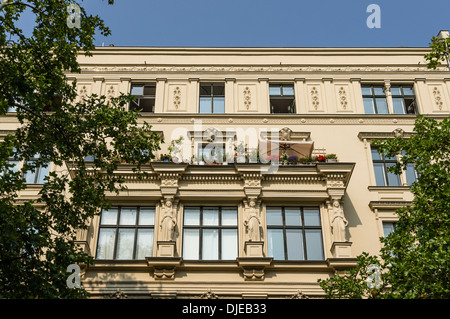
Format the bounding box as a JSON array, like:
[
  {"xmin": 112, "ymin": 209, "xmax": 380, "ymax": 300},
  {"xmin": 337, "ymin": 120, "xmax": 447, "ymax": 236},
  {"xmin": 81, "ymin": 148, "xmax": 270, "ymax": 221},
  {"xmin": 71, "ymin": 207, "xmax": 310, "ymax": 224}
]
[{"xmin": 368, "ymin": 186, "xmax": 410, "ymax": 191}]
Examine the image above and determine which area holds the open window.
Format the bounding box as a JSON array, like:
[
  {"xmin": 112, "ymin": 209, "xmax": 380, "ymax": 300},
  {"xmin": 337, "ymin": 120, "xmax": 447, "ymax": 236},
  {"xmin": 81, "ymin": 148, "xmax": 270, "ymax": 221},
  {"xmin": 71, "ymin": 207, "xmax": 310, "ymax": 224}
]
[
  {"xmin": 130, "ymin": 84, "xmax": 156, "ymax": 113},
  {"xmin": 391, "ymin": 85, "xmax": 417, "ymax": 114},
  {"xmin": 269, "ymin": 84, "xmax": 296, "ymax": 114}
]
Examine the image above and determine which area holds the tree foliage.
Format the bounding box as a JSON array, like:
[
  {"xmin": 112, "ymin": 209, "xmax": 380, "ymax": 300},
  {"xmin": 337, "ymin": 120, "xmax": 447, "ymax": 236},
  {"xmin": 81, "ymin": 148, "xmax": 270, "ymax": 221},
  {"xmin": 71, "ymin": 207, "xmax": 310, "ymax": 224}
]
[
  {"xmin": 0, "ymin": 1, "xmax": 161, "ymax": 298},
  {"xmin": 319, "ymin": 116, "xmax": 450, "ymax": 299}
]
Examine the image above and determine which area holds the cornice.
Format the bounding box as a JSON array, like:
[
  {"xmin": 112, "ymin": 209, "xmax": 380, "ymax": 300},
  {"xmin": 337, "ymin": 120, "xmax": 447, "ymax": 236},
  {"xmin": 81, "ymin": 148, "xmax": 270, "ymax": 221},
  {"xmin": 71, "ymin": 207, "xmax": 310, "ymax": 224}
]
[{"xmin": 76, "ymin": 64, "xmax": 449, "ymax": 74}]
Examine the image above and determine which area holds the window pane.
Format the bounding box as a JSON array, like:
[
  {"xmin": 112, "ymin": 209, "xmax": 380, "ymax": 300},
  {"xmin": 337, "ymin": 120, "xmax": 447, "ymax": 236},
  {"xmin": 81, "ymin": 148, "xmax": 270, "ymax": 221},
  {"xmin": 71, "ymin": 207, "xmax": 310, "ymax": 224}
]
[
  {"xmin": 199, "ymin": 97, "xmax": 211, "ymax": 113},
  {"xmin": 269, "ymin": 86, "xmax": 281, "ymax": 96},
  {"xmin": 212, "ymin": 97, "xmax": 225, "ymax": 114},
  {"xmin": 371, "ymin": 148, "xmax": 382, "ymax": 161},
  {"xmin": 8, "ymin": 160, "xmax": 19, "ymax": 173},
  {"xmin": 402, "ymin": 87, "xmax": 414, "ymax": 96},
  {"xmin": 390, "ymin": 87, "xmax": 402, "ymax": 96},
  {"xmin": 130, "ymin": 85, "xmax": 144, "ymax": 96},
  {"xmin": 100, "ymin": 207, "xmax": 118, "ymax": 225},
  {"xmin": 375, "ymin": 98, "xmax": 388, "ymax": 114},
  {"xmin": 285, "ymin": 208, "xmax": 301, "ymax": 226},
  {"xmin": 120, "ymin": 207, "xmax": 137, "ymax": 225},
  {"xmin": 267, "ymin": 229, "xmax": 284, "ymax": 260},
  {"xmin": 203, "ymin": 207, "xmax": 219, "ymax": 226},
  {"xmin": 136, "ymin": 229, "xmax": 154, "ymax": 259},
  {"xmin": 266, "ymin": 208, "xmax": 283, "ymax": 225},
  {"xmin": 24, "ymin": 161, "xmax": 36, "ymax": 184},
  {"xmin": 373, "ymin": 87, "xmax": 385, "ymax": 96},
  {"xmin": 383, "ymin": 222, "xmax": 395, "ymax": 237},
  {"xmin": 184, "ymin": 207, "xmax": 200, "ymax": 225},
  {"xmin": 386, "ymin": 163, "xmax": 401, "ymax": 186},
  {"xmin": 96, "ymin": 229, "xmax": 116, "ymax": 259},
  {"xmin": 183, "ymin": 229, "xmax": 199, "ymax": 259},
  {"xmin": 363, "ymin": 98, "xmax": 375, "ymax": 114},
  {"xmin": 200, "ymin": 84, "xmax": 212, "ymax": 96},
  {"xmin": 305, "ymin": 229, "xmax": 324, "ymax": 260},
  {"xmin": 282, "ymin": 86, "xmax": 295, "ymax": 96},
  {"xmin": 222, "ymin": 208, "xmax": 238, "ymax": 226},
  {"xmin": 373, "ymin": 163, "xmax": 386, "ymax": 186},
  {"xmin": 303, "ymin": 208, "xmax": 321, "ymax": 226},
  {"xmin": 202, "ymin": 229, "xmax": 219, "ymax": 260},
  {"xmin": 221, "ymin": 229, "xmax": 237, "ymax": 260},
  {"xmin": 392, "ymin": 98, "xmax": 405, "ymax": 114},
  {"xmin": 286, "ymin": 229, "xmax": 304, "ymax": 260},
  {"xmin": 213, "ymin": 84, "xmax": 225, "ymax": 96},
  {"xmin": 405, "ymin": 163, "xmax": 417, "ymax": 186},
  {"xmin": 361, "ymin": 87, "xmax": 372, "ymax": 95},
  {"xmin": 36, "ymin": 165, "xmax": 49, "ymax": 184},
  {"xmin": 116, "ymin": 229, "xmax": 135, "ymax": 259},
  {"xmin": 139, "ymin": 207, "xmax": 155, "ymax": 225}
]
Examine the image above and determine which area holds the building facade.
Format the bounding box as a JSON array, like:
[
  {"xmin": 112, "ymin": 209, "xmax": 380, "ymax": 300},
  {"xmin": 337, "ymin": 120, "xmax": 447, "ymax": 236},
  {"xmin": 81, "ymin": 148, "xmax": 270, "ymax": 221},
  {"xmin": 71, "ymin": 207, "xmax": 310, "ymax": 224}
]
[{"xmin": 2, "ymin": 42, "xmax": 450, "ymax": 299}]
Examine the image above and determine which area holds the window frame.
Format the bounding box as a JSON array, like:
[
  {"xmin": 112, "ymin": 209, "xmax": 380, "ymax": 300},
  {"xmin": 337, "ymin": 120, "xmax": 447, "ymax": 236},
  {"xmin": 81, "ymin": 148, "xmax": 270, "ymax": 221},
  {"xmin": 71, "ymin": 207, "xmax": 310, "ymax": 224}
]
[
  {"xmin": 266, "ymin": 206, "xmax": 324, "ymax": 261},
  {"xmin": 96, "ymin": 206, "xmax": 156, "ymax": 260},
  {"xmin": 370, "ymin": 146, "xmax": 402, "ymax": 187},
  {"xmin": 182, "ymin": 206, "xmax": 238, "ymax": 261},
  {"xmin": 23, "ymin": 153, "xmax": 50, "ymax": 185},
  {"xmin": 199, "ymin": 83, "xmax": 225, "ymax": 114},
  {"xmin": 361, "ymin": 85, "xmax": 388, "ymax": 114},
  {"xmin": 390, "ymin": 85, "xmax": 417, "ymax": 115}
]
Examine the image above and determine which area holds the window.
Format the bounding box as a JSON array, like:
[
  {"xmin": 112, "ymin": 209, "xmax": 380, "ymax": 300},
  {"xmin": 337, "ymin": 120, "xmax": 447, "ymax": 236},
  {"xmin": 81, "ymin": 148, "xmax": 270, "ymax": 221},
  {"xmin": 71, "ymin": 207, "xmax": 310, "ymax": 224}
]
[
  {"xmin": 182, "ymin": 207, "xmax": 238, "ymax": 260},
  {"xmin": 383, "ymin": 222, "xmax": 396, "ymax": 237},
  {"xmin": 199, "ymin": 83, "xmax": 225, "ymax": 114},
  {"xmin": 362, "ymin": 85, "xmax": 389, "ymax": 114},
  {"xmin": 1, "ymin": 152, "xmax": 19, "ymax": 176},
  {"xmin": 401, "ymin": 151, "xmax": 418, "ymax": 186},
  {"xmin": 269, "ymin": 84, "xmax": 296, "ymax": 113},
  {"xmin": 266, "ymin": 207, "xmax": 324, "ymax": 260},
  {"xmin": 391, "ymin": 86, "xmax": 417, "ymax": 114},
  {"xmin": 23, "ymin": 153, "xmax": 50, "ymax": 184},
  {"xmin": 96, "ymin": 206, "xmax": 155, "ymax": 260},
  {"xmin": 371, "ymin": 147, "xmax": 401, "ymax": 186},
  {"xmin": 130, "ymin": 84, "xmax": 156, "ymax": 112}
]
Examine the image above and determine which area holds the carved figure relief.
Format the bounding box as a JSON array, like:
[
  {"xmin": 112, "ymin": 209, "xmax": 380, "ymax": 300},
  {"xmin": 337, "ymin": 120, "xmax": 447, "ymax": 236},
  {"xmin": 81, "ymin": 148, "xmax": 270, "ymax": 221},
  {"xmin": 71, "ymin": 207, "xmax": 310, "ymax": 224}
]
[
  {"xmin": 279, "ymin": 127, "xmax": 292, "ymax": 141},
  {"xmin": 243, "ymin": 198, "xmax": 261, "ymax": 242},
  {"xmin": 328, "ymin": 199, "xmax": 348, "ymax": 242},
  {"xmin": 160, "ymin": 198, "xmax": 177, "ymax": 241}
]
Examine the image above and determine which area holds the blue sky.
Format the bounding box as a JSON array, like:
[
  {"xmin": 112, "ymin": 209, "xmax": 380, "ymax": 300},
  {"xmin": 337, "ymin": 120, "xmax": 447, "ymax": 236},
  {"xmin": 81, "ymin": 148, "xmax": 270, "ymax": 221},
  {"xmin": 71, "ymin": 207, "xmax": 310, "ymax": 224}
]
[{"xmin": 18, "ymin": 0, "xmax": 450, "ymax": 47}]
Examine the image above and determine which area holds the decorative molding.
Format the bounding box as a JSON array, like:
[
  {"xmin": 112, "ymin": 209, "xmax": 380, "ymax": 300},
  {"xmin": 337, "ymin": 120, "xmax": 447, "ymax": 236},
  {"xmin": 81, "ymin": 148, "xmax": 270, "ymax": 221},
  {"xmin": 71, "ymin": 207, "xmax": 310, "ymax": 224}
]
[
  {"xmin": 200, "ymin": 289, "xmax": 219, "ymax": 299},
  {"xmin": 310, "ymin": 86, "xmax": 320, "ymax": 110},
  {"xmin": 110, "ymin": 289, "xmax": 128, "ymax": 299},
  {"xmin": 173, "ymin": 86, "xmax": 181, "ymax": 110},
  {"xmin": 290, "ymin": 290, "xmax": 309, "ymax": 299},
  {"xmin": 337, "ymin": 86, "xmax": 348, "ymax": 111},
  {"xmin": 432, "ymin": 86, "xmax": 444, "ymax": 110},
  {"xmin": 78, "ymin": 64, "xmax": 450, "ymax": 73},
  {"xmin": 358, "ymin": 130, "xmax": 415, "ymax": 141},
  {"xmin": 243, "ymin": 86, "xmax": 252, "ymax": 110}
]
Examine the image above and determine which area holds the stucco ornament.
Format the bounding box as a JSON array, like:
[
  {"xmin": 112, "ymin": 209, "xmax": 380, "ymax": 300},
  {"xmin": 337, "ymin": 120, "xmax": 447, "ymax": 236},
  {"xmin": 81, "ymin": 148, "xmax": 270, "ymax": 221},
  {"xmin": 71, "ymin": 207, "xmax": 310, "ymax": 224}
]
[
  {"xmin": 244, "ymin": 199, "xmax": 261, "ymax": 242},
  {"xmin": 160, "ymin": 198, "xmax": 177, "ymax": 241},
  {"xmin": 328, "ymin": 199, "xmax": 348, "ymax": 242}
]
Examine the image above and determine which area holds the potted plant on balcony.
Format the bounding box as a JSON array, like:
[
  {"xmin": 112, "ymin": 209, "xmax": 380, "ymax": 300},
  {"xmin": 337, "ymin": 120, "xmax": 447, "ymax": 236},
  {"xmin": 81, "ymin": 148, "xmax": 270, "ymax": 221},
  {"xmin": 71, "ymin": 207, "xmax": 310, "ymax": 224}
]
[
  {"xmin": 281, "ymin": 153, "xmax": 288, "ymax": 165},
  {"xmin": 287, "ymin": 155, "xmax": 298, "ymax": 165},
  {"xmin": 265, "ymin": 154, "xmax": 280, "ymax": 165},
  {"xmin": 325, "ymin": 153, "xmax": 338, "ymax": 162},
  {"xmin": 160, "ymin": 154, "xmax": 172, "ymax": 162},
  {"xmin": 316, "ymin": 155, "xmax": 326, "ymax": 163}
]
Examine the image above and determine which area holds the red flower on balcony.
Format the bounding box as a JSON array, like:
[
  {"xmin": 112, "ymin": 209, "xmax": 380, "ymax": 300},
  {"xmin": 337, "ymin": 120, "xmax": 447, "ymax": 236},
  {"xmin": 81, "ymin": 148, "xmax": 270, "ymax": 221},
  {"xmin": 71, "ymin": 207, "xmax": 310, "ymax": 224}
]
[{"xmin": 317, "ymin": 155, "xmax": 326, "ymax": 162}]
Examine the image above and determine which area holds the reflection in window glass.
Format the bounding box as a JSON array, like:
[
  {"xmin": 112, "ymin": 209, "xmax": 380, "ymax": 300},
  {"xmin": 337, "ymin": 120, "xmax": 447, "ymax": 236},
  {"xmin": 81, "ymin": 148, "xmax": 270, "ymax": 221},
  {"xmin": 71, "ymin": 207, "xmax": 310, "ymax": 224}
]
[
  {"xmin": 266, "ymin": 207, "xmax": 323, "ymax": 260},
  {"xmin": 96, "ymin": 206, "xmax": 155, "ymax": 260},
  {"xmin": 183, "ymin": 206, "xmax": 238, "ymax": 260}
]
